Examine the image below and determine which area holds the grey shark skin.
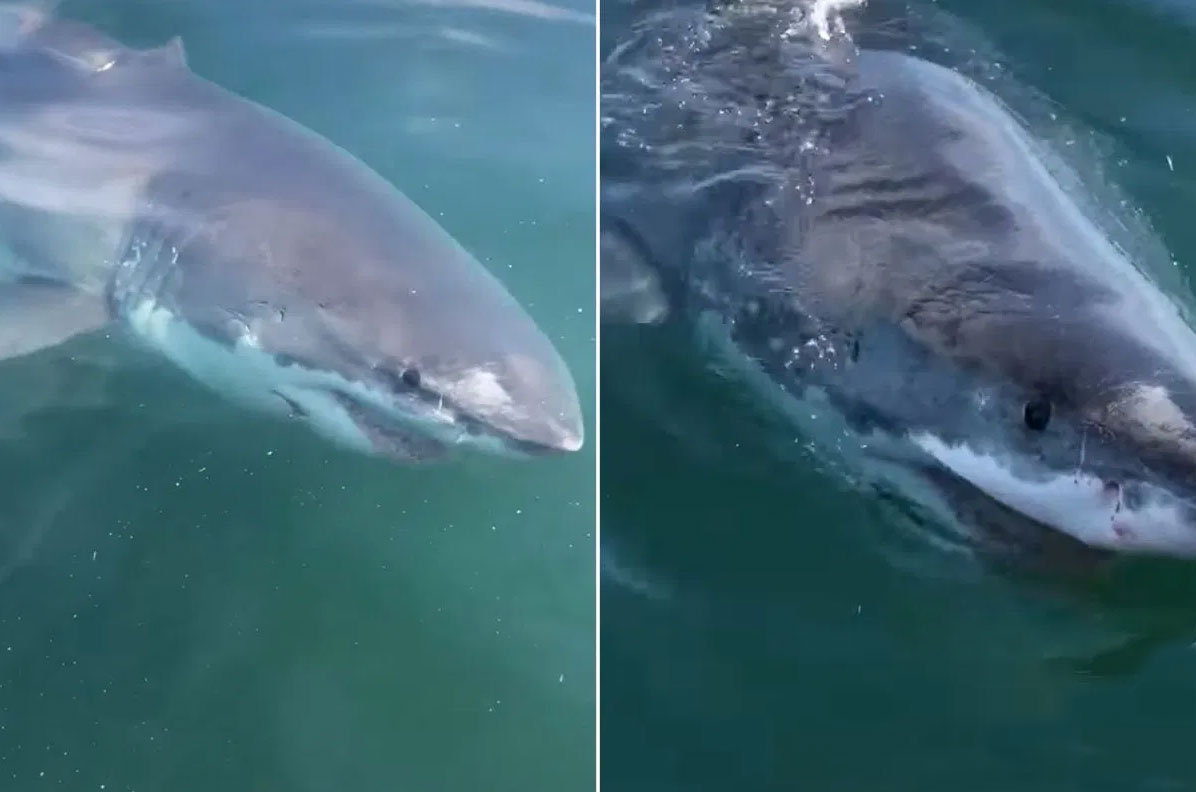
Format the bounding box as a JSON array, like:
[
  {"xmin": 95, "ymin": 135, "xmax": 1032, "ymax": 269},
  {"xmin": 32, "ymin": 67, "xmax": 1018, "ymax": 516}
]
[
  {"xmin": 603, "ymin": 47, "xmax": 1196, "ymax": 560},
  {"xmin": 0, "ymin": 8, "xmax": 583, "ymax": 461}
]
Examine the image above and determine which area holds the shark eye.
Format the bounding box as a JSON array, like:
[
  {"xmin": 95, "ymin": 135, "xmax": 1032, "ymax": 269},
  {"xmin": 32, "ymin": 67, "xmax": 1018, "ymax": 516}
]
[
  {"xmin": 1024, "ymin": 397, "xmax": 1052, "ymax": 431},
  {"xmin": 378, "ymin": 366, "xmax": 422, "ymax": 391}
]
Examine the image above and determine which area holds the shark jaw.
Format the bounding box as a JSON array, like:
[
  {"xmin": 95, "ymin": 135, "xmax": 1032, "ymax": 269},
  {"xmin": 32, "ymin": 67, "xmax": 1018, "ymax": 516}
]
[
  {"xmin": 909, "ymin": 433, "xmax": 1196, "ymax": 558},
  {"xmin": 124, "ymin": 298, "xmax": 555, "ymax": 462}
]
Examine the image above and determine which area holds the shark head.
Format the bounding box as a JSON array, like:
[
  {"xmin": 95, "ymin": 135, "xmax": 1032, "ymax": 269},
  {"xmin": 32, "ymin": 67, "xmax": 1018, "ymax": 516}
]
[
  {"xmin": 123, "ymin": 187, "xmax": 584, "ymax": 463},
  {"xmin": 782, "ymin": 48, "xmax": 1196, "ymax": 558},
  {"xmin": 736, "ymin": 283, "xmax": 1196, "ymax": 560},
  {"xmin": 885, "ymin": 299, "xmax": 1196, "ymax": 559},
  {"xmin": 691, "ymin": 271, "xmax": 1196, "ymax": 561}
]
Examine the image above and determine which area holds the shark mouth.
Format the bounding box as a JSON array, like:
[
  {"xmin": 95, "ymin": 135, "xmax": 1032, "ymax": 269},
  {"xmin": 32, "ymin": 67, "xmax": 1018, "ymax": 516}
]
[
  {"xmin": 329, "ymin": 390, "xmax": 451, "ymax": 462},
  {"xmin": 910, "ymin": 432, "xmax": 1196, "ymax": 557}
]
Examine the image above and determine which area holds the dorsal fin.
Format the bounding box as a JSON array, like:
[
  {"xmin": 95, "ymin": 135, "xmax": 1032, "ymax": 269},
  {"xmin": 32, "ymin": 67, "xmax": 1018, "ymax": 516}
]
[{"xmin": 139, "ymin": 35, "xmax": 186, "ymax": 68}]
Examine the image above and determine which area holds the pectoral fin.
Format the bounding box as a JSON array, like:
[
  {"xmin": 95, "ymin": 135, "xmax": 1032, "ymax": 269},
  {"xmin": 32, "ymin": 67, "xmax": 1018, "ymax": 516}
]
[
  {"xmin": 600, "ymin": 218, "xmax": 669, "ymax": 325},
  {"xmin": 0, "ymin": 279, "xmax": 110, "ymax": 361}
]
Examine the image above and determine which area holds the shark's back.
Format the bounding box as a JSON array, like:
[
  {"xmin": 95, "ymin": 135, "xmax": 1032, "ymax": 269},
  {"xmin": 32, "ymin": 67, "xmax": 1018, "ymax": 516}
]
[
  {"xmin": 0, "ymin": 12, "xmax": 533, "ymax": 355},
  {"xmin": 789, "ymin": 49, "xmax": 1196, "ymax": 390}
]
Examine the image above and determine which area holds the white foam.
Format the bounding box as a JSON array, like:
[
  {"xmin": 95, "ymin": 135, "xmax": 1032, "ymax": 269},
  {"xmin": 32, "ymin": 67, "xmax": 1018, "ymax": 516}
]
[{"xmin": 808, "ymin": 0, "xmax": 865, "ymax": 42}]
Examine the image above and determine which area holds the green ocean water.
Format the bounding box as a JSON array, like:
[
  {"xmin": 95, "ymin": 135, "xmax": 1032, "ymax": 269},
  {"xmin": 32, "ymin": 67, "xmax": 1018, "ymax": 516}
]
[
  {"xmin": 0, "ymin": 1, "xmax": 595, "ymax": 790},
  {"xmin": 601, "ymin": 1, "xmax": 1196, "ymax": 790}
]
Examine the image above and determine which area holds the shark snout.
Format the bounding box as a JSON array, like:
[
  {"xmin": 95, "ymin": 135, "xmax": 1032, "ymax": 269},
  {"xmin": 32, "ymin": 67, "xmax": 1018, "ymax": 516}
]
[
  {"xmin": 444, "ymin": 353, "xmax": 585, "ymax": 454},
  {"xmin": 518, "ymin": 392, "xmax": 585, "ymax": 454},
  {"xmin": 512, "ymin": 403, "xmax": 585, "ymax": 454}
]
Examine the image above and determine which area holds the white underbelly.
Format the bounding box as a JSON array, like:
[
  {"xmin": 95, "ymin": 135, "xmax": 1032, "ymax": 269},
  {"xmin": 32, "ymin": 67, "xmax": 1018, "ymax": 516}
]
[{"xmin": 125, "ymin": 297, "xmax": 377, "ymax": 454}]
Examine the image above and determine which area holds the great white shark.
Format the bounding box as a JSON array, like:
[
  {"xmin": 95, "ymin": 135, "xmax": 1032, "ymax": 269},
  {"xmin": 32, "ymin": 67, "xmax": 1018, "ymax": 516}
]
[
  {"xmin": 602, "ymin": 13, "xmax": 1196, "ymax": 560},
  {"xmin": 0, "ymin": 5, "xmax": 583, "ymax": 462}
]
